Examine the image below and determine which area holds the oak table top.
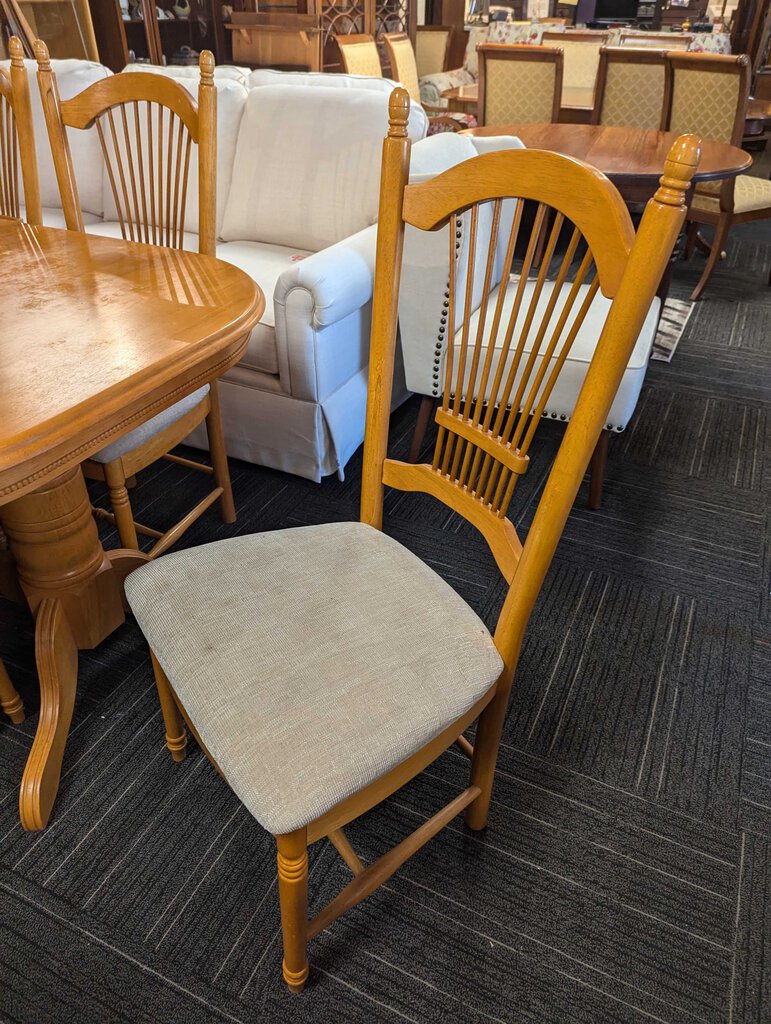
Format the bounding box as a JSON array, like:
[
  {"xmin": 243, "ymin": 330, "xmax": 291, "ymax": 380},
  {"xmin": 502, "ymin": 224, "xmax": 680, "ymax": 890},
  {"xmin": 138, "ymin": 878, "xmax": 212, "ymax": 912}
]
[
  {"xmin": 462, "ymin": 122, "xmax": 752, "ymax": 197},
  {"xmin": 0, "ymin": 218, "xmax": 264, "ymax": 831},
  {"xmin": 0, "ymin": 220, "xmax": 263, "ymax": 503}
]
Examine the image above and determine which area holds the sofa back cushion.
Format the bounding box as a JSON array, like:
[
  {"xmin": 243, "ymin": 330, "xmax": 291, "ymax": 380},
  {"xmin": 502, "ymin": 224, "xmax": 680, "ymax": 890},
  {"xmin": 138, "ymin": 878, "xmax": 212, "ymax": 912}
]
[
  {"xmin": 0, "ymin": 58, "xmax": 112, "ymax": 216},
  {"xmin": 245, "ymin": 68, "xmax": 428, "ymax": 138},
  {"xmin": 221, "ymin": 84, "xmax": 423, "ymax": 251},
  {"xmin": 123, "ymin": 63, "xmax": 251, "ymax": 84},
  {"xmin": 100, "ymin": 75, "xmax": 248, "ymax": 237}
]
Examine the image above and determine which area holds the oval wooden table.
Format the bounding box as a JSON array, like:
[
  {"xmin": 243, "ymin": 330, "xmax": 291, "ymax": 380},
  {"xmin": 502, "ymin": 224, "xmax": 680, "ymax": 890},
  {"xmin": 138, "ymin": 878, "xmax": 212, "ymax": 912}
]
[
  {"xmin": 462, "ymin": 122, "xmax": 752, "ymax": 203},
  {"xmin": 0, "ymin": 219, "xmax": 264, "ymax": 831}
]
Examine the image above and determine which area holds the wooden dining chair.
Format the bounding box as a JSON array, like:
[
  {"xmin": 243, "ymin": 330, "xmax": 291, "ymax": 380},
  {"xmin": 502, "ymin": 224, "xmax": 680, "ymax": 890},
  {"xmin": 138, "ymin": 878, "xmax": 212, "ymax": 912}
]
[
  {"xmin": 477, "ymin": 44, "xmax": 563, "ymax": 126},
  {"xmin": 123, "ymin": 89, "xmax": 700, "ymax": 993},
  {"xmin": 415, "ymin": 24, "xmax": 452, "ymax": 78},
  {"xmin": 0, "ymin": 36, "xmax": 41, "ymax": 223},
  {"xmin": 619, "ymin": 31, "xmax": 693, "ymax": 49},
  {"xmin": 542, "ymin": 29, "xmax": 609, "ymax": 106},
  {"xmin": 384, "ymin": 30, "xmax": 470, "ymax": 133},
  {"xmin": 592, "ymin": 46, "xmax": 667, "ymax": 130},
  {"xmin": 336, "ymin": 33, "xmax": 383, "ymax": 78},
  {"xmin": 662, "ymin": 52, "xmax": 766, "ymax": 299},
  {"xmin": 34, "ymin": 42, "xmax": 236, "ymax": 557}
]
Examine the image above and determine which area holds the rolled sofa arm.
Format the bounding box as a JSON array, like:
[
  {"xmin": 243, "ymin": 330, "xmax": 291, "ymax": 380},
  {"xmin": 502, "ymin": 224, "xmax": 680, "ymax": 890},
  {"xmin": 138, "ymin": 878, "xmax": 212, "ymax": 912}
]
[{"xmin": 273, "ymin": 223, "xmax": 379, "ymax": 402}]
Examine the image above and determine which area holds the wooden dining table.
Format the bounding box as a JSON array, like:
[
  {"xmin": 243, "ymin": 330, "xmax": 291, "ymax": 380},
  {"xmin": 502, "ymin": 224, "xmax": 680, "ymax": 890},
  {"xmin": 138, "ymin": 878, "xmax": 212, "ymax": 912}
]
[{"xmin": 0, "ymin": 219, "xmax": 264, "ymax": 831}]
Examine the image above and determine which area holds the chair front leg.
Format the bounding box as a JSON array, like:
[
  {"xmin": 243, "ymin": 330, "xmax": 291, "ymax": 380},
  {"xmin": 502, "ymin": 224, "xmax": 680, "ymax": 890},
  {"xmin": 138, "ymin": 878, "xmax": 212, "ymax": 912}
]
[
  {"xmin": 149, "ymin": 650, "xmax": 187, "ymax": 761},
  {"xmin": 103, "ymin": 460, "xmax": 140, "ymax": 550},
  {"xmin": 276, "ymin": 827, "xmax": 310, "ymax": 993},
  {"xmin": 205, "ymin": 381, "xmax": 236, "ymax": 525}
]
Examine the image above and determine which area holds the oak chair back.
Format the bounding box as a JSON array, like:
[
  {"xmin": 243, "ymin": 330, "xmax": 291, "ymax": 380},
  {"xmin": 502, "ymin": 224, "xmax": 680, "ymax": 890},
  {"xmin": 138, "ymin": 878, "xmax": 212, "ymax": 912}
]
[
  {"xmin": 383, "ymin": 31, "xmax": 420, "ymax": 103},
  {"xmin": 336, "ymin": 33, "xmax": 383, "ymax": 78},
  {"xmin": 477, "ymin": 43, "xmax": 563, "ymax": 125},
  {"xmin": 362, "ymin": 88, "xmax": 700, "ymax": 696},
  {"xmin": 415, "ymin": 25, "xmax": 451, "ymax": 78},
  {"xmin": 593, "ymin": 45, "xmax": 667, "ymax": 129},
  {"xmin": 0, "ymin": 35, "xmax": 40, "ymax": 222},
  {"xmin": 542, "ymin": 30, "xmax": 609, "ymax": 91},
  {"xmin": 35, "ymin": 41, "xmax": 217, "ymax": 256}
]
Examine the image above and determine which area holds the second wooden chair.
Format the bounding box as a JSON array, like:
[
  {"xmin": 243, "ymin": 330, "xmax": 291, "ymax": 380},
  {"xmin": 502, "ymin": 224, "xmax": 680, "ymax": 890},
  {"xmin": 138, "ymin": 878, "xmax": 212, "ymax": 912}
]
[
  {"xmin": 33, "ymin": 42, "xmax": 236, "ymax": 557},
  {"xmin": 592, "ymin": 45, "xmax": 667, "ymax": 129},
  {"xmin": 477, "ymin": 44, "xmax": 563, "ymax": 126}
]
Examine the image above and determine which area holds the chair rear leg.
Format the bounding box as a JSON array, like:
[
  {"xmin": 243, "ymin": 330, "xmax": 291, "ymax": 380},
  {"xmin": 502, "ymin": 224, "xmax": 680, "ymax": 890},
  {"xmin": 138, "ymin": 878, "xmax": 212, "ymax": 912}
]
[
  {"xmin": 104, "ymin": 461, "xmax": 140, "ymax": 550},
  {"xmin": 588, "ymin": 431, "xmax": 609, "ymax": 510},
  {"xmin": 465, "ymin": 688, "xmax": 508, "ymax": 832},
  {"xmin": 149, "ymin": 651, "xmax": 187, "ymax": 762},
  {"xmin": 408, "ymin": 395, "xmax": 436, "ymax": 464},
  {"xmin": 691, "ymin": 214, "xmax": 732, "ymax": 301},
  {"xmin": 205, "ymin": 382, "xmax": 236, "ymax": 524},
  {"xmin": 276, "ymin": 828, "xmax": 310, "ymax": 993}
]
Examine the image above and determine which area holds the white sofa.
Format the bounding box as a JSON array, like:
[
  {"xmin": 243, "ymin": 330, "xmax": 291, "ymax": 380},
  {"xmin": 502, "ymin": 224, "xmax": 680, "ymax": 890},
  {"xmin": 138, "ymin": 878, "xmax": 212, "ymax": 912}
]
[
  {"xmin": 8, "ymin": 58, "xmax": 428, "ymax": 481},
  {"xmin": 399, "ymin": 133, "xmax": 659, "ymax": 439}
]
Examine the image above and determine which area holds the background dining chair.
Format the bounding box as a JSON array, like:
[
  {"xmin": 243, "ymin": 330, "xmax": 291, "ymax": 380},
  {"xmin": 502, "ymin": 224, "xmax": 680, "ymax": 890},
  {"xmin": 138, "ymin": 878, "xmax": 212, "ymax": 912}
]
[
  {"xmin": 662, "ymin": 52, "xmax": 765, "ymax": 299},
  {"xmin": 541, "ymin": 30, "xmax": 609, "ymax": 108},
  {"xmin": 592, "ymin": 45, "xmax": 667, "ymax": 130},
  {"xmin": 123, "ymin": 90, "xmax": 700, "ymax": 994},
  {"xmin": 384, "ymin": 30, "xmax": 472, "ymax": 133},
  {"xmin": 415, "ymin": 24, "xmax": 452, "ymax": 78},
  {"xmin": 0, "ymin": 659, "xmax": 24, "ymax": 723},
  {"xmin": 477, "ymin": 44, "xmax": 563, "ymax": 126},
  {"xmin": 336, "ymin": 33, "xmax": 383, "ymax": 78},
  {"xmin": 619, "ymin": 31, "xmax": 693, "ymax": 49},
  {"xmin": 0, "ymin": 35, "xmax": 40, "ymax": 223},
  {"xmin": 34, "ymin": 42, "xmax": 236, "ymax": 557}
]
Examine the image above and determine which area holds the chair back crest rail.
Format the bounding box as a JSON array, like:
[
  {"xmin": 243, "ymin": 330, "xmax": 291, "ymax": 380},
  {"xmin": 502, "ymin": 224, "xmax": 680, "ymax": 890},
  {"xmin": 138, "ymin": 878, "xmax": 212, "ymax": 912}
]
[
  {"xmin": 361, "ymin": 89, "xmax": 700, "ymax": 688},
  {"xmin": 34, "ymin": 40, "xmax": 216, "ymax": 255},
  {"xmin": 0, "ymin": 36, "xmax": 40, "ymax": 223}
]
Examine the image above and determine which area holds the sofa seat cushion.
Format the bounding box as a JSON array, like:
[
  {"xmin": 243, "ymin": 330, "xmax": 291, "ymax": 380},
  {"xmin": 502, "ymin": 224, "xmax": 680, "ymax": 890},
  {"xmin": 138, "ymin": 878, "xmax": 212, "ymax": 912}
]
[
  {"xmin": 85, "ymin": 221, "xmax": 201, "ymax": 250},
  {"xmin": 216, "ymin": 241, "xmax": 313, "ymax": 377},
  {"xmin": 447, "ymin": 278, "xmax": 660, "ymax": 431},
  {"xmin": 24, "ymin": 206, "xmax": 102, "ymax": 229},
  {"xmin": 125, "ymin": 521, "xmax": 503, "ymax": 835},
  {"xmin": 90, "ymin": 385, "xmax": 209, "ymax": 464}
]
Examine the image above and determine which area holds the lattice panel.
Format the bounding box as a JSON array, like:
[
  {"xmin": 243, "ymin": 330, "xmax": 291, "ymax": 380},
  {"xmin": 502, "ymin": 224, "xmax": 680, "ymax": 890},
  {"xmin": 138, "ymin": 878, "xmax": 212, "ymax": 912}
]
[{"xmin": 320, "ymin": 0, "xmax": 374, "ymax": 70}]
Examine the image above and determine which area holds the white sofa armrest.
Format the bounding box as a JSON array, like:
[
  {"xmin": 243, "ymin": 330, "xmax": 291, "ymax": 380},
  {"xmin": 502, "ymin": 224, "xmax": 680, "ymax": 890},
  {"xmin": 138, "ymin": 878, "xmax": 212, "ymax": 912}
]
[{"xmin": 273, "ymin": 224, "xmax": 378, "ymax": 402}]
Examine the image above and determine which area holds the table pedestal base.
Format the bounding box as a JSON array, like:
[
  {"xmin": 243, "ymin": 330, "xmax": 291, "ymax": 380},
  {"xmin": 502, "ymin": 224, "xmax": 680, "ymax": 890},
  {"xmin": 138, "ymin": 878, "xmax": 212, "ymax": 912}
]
[
  {"xmin": 0, "ymin": 661, "xmax": 25, "ymax": 723},
  {"xmin": 0, "ymin": 467, "xmax": 148, "ymax": 831}
]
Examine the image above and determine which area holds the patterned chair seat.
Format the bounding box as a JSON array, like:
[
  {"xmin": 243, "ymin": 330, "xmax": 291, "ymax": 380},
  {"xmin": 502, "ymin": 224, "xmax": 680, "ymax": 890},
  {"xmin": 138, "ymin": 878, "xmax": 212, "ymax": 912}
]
[{"xmin": 693, "ymin": 174, "xmax": 771, "ymax": 215}]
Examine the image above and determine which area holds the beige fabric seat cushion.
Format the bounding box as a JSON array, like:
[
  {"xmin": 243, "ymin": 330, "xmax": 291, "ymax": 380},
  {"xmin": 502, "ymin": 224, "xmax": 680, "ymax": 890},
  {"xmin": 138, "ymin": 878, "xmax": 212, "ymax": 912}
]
[
  {"xmin": 125, "ymin": 522, "xmax": 503, "ymax": 835},
  {"xmin": 692, "ymin": 174, "xmax": 771, "ymax": 216},
  {"xmin": 90, "ymin": 386, "xmax": 209, "ymax": 464}
]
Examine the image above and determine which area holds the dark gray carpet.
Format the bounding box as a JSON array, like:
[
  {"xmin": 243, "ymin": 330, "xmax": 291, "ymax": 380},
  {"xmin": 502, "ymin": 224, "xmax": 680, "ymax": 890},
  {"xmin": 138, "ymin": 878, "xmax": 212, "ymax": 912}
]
[{"xmin": 1, "ymin": 220, "xmax": 769, "ymax": 1024}]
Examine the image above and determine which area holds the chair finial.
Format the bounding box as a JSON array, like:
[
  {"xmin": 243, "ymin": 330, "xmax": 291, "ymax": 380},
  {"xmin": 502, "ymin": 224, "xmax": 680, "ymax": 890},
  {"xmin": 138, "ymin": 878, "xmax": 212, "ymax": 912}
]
[
  {"xmin": 33, "ymin": 38, "xmax": 51, "ymax": 70},
  {"xmin": 388, "ymin": 87, "xmax": 410, "ymax": 139},
  {"xmin": 654, "ymin": 133, "xmax": 701, "ymax": 207},
  {"xmin": 199, "ymin": 49, "xmax": 215, "ymax": 85},
  {"xmin": 9, "ymin": 36, "xmax": 24, "ymax": 66}
]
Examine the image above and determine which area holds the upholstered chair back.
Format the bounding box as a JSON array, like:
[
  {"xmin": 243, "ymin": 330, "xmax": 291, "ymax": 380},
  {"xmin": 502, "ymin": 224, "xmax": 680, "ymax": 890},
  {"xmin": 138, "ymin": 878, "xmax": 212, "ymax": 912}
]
[
  {"xmin": 594, "ymin": 46, "xmax": 667, "ymax": 129},
  {"xmin": 383, "ymin": 32, "xmax": 421, "ymax": 104},
  {"xmin": 664, "ymin": 52, "xmax": 750, "ymax": 146},
  {"xmin": 336, "ymin": 34, "xmax": 383, "ymax": 78},
  {"xmin": 478, "ymin": 44, "xmax": 563, "ymax": 125},
  {"xmin": 620, "ymin": 31, "xmax": 692, "ymax": 49},
  {"xmin": 542, "ymin": 30, "xmax": 609, "ymax": 91},
  {"xmin": 221, "ymin": 84, "xmax": 425, "ymax": 253},
  {"xmin": 415, "ymin": 26, "xmax": 451, "ymax": 78}
]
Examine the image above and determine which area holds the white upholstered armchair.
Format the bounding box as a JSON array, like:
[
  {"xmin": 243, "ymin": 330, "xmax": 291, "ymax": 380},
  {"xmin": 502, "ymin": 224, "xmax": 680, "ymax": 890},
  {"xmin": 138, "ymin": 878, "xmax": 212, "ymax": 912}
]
[{"xmin": 398, "ymin": 133, "xmax": 661, "ymax": 507}]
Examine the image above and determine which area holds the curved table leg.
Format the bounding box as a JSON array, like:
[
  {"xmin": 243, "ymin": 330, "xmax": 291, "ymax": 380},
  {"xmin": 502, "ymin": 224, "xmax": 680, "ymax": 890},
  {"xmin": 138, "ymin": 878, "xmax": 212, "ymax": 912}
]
[
  {"xmin": 1, "ymin": 467, "xmax": 128, "ymax": 831},
  {"xmin": 19, "ymin": 599, "xmax": 77, "ymax": 831},
  {"xmin": 0, "ymin": 660, "xmax": 25, "ymax": 724}
]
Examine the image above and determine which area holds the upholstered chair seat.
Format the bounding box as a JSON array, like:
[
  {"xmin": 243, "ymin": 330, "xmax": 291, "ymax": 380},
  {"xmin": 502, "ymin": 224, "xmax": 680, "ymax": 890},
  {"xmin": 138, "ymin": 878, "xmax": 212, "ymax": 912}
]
[
  {"xmin": 90, "ymin": 386, "xmax": 210, "ymax": 464},
  {"xmin": 125, "ymin": 522, "xmax": 503, "ymax": 835},
  {"xmin": 692, "ymin": 174, "xmax": 771, "ymax": 215}
]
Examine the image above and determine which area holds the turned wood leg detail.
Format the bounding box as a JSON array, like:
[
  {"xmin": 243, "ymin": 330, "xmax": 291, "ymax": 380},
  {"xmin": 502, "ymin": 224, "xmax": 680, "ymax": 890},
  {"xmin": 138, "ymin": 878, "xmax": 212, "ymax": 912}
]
[
  {"xmin": 104, "ymin": 462, "xmax": 140, "ymax": 551},
  {"xmin": 206, "ymin": 381, "xmax": 236, "ymax": 525},
  {"xmin": 19, "ymin": 598, "xmax": 78, "ymax": 831},
  {"xmin": 150, "ymin": 650, "xmax": 187, "ymax": 762},
  {"xmin": 277, "ymin": 829, "xmax": 310, "ymax": 993},
  {"xmin": 0, "ymin": 660, "xmax": 25, "ymax": 724}
]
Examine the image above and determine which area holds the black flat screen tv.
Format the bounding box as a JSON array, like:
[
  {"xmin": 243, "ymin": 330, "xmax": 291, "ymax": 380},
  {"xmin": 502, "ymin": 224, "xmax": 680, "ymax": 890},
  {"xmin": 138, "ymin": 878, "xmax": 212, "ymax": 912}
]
[{"xmin": 593, "ymin": 0, "xmax": 639, "ymax": 19}]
